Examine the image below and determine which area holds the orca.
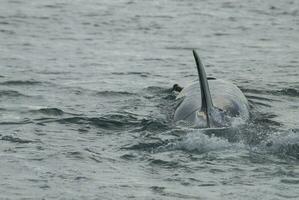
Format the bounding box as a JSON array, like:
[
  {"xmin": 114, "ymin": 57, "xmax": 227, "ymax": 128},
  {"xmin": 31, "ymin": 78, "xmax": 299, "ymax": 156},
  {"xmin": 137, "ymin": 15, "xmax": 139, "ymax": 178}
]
[{"xmin": 173, "ymin": 50, "xmax": 249, "ymax": 128}]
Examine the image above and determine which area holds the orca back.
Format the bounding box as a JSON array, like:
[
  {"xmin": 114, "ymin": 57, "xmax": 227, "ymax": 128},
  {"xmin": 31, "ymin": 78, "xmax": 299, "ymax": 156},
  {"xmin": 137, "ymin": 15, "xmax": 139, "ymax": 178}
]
[{"xmin": 174, "ymin": 79, "xmax": 249, "ymax": 128}]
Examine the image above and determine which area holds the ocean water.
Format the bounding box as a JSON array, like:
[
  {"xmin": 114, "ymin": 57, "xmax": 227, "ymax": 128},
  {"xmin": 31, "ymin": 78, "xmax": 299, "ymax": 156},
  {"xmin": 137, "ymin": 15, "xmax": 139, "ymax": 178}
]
[{"xmin": 0, "ymin": 0, "xmax": 298, "ymax": 199}]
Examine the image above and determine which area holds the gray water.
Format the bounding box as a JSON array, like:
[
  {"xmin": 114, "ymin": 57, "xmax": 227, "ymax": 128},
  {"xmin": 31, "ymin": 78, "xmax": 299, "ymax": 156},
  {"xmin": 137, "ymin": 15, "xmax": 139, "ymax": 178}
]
[{"xmin": 0, "ymin": 0, "xmax": 299, "ymax": 199}]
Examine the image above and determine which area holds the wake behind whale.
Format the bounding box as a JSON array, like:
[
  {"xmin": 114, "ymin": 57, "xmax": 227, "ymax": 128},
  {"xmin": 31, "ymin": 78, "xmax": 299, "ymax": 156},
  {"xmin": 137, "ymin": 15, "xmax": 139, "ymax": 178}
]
[{"xmin": 173, "ymin": 50, "xmax": 249, "ymax": 128}]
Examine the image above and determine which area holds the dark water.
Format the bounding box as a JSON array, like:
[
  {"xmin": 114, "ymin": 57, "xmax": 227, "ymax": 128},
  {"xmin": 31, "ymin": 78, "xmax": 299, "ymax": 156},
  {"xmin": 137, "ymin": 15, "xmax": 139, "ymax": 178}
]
[{"xmin": 1, "ymin": 0, "xmax": 299, "ymax": 199}]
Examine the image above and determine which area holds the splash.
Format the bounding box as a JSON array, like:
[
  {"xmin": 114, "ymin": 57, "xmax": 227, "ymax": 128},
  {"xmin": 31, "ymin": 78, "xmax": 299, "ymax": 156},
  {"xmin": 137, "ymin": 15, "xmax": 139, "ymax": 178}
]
[
  {"xmin": 261, "ymin": 130, "xmax": 299, "ymax": 159},
  {"xmin": 158, "ymin": 129, "xmax": 244, "ymax": 154}
]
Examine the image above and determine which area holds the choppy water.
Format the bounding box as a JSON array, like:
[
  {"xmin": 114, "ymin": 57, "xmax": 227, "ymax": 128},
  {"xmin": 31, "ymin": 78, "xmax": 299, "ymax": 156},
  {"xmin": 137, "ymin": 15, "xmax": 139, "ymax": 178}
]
[{"xmin": 0, "ymin": 0, "xmax": 299, "ymax": 199}]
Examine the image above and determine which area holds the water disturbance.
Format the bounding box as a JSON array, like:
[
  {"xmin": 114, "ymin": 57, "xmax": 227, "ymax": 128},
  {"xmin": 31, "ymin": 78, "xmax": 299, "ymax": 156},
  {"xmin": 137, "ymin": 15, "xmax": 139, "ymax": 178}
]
[{"xmin": 0, "ymin": 0, "xmax": 298, "ymax": 199}]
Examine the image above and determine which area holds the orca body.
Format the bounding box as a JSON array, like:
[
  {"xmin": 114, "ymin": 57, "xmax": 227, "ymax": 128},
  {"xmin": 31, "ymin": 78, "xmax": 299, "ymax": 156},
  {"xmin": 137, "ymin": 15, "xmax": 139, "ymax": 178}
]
[{"xmin": 174, "ymin": 50, "xmax": 249, "ymax": 128}]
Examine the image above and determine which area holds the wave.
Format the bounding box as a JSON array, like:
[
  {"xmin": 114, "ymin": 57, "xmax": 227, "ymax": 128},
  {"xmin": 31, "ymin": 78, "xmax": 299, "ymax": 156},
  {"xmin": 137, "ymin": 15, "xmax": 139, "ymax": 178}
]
[
  {"xmin": 134, "ymin": 118, "xmax": 170, "ymax": 132},
  {"xmin": 148, "ymin": 158, "xmax": 183, "ymax": 169},
  {"xmin": 158, "ymin": 130, "xmax": 244, "ymax": 154},
  {"xmin": 144, "ymin": 86, "xmax": 171, "ymax": 93},
  {"xmin": 122, "ymin": 140, "xmax": 165, "ymax": 151},
  {"xmin": 259, "ymin": 130, "xmax": 299, "ymax": 159},
  {"xmin": 1, "ymin": 135, "xmax": 35, "ymax": 143},
  {"xmin": 95, "ymin": 90, "xmax": 136, "ymax": 97},
  {"xmin": 0, "ymin": 80, "xmax": 42, "ymax": 86},
  {"xmin": 35, "ymin": 113, "xmax": 141, "ymax": 130},
  {"xmin": 248, "ymin": 99, "xmax": 272, "ymax": 108},
  {"xmin": 87, "ymin": 115, "xmax": 139, "ymax": 129},
  {"xmin": 31, "ymin": 108, "xmax": 65, "ymax": 116},
  {"xmin": 250, "ymin": 112, "xmax": 282, "ymax": 128},
  {"xmin": 0, "ymin": 119, "xmax": 32, "ymax": 125},
  {"xmin": 127, "ymin": 71, "xmax": 151, "ymax": 76},
  {"xmin": 243, "ymin": 87, "xmax": 299, "ymax": 97},
  {"xmin": 0, "ymin": 90, "xmax": 29, "ymax": 97},
  {"xmin": 278, "ymin": 88, "xmax": 299, "ymax": 97}
]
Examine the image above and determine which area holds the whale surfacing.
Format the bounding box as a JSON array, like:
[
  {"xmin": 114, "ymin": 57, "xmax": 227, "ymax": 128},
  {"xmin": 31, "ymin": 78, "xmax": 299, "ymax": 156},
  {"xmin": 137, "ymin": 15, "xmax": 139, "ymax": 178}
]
[{"xmin": 174, "ymin": 50, "xmax": 249, "ymax": 128}]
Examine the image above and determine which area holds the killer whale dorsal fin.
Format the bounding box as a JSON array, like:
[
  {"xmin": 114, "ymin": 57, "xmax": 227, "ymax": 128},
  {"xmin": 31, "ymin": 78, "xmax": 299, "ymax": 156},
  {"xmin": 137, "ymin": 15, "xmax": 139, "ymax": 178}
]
[{"xmin": 192, "ymin": 50, "xmax": 214, "ymax": 127}]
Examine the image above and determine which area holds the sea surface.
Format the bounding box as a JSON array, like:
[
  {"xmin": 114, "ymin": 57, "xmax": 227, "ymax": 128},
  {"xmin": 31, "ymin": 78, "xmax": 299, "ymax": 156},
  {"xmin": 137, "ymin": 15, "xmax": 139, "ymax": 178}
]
[{"xmin": 0, "ymin": 0, "xmax": 298, "ymax": 199}]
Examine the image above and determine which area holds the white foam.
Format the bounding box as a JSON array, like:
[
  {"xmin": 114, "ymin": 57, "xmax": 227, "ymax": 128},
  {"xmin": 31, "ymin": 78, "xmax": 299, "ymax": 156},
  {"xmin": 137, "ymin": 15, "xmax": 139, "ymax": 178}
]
[
  {"xmin": 262, "ymin": 130, "xmax": 299, "ymax": 157},
  {"xmin": 160, "ymin": 129, "xmax": 244, "ymax": 153}
]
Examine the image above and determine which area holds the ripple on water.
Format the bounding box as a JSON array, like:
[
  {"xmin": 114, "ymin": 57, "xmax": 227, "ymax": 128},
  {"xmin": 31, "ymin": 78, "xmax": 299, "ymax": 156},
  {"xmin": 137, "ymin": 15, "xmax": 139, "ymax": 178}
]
[{"xmin": 0, "ymin": 0, "xmax": 298, "ymax": 199}]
